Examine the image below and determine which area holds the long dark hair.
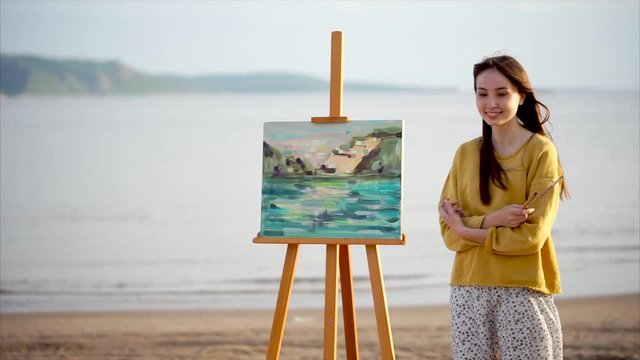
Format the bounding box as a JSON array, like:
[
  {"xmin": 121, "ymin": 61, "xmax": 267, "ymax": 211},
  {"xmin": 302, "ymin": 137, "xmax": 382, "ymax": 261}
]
[{"xmin": 473, "ymin": 55, "xmax": 568, "ymax": 204}]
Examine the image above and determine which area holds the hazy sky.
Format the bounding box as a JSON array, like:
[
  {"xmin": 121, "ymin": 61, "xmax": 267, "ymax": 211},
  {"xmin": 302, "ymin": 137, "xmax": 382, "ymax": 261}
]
[{"xmin": 1, "ymin": 1, "xmax": 638, "ymax": 90}]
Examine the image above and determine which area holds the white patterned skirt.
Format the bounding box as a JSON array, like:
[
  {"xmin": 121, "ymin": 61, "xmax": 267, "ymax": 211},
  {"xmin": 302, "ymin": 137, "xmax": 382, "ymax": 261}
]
[{"xmin": 450, "ymin": 285, "xmax": 563, "ymax": 360}]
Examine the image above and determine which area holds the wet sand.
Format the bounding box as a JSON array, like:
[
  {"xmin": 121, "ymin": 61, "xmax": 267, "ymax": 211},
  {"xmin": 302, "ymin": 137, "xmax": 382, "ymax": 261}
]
[{"xmin": 1, "ymin": 293, "xmax": 638, "ymax": 359}]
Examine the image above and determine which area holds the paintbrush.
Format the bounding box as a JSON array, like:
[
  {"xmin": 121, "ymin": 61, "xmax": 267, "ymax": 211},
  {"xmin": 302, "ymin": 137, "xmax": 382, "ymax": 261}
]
[{"xmin": 522, "ymin": 176, "xmax": 563, "ymax": 209}]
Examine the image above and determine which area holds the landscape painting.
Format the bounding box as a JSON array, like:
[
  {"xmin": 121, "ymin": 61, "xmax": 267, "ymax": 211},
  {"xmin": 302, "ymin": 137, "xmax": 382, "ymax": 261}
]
[{"xmin": 261, "ymin": 120, "xmax": 403, "ymax": 239}]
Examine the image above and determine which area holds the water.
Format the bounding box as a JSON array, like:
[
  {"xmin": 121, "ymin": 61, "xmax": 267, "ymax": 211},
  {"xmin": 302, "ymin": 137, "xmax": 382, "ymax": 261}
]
[
  {"xmin": 1, "ymin": 92, "xmax": 638, "ymax": 313},
  {"xmin": 262, "ymin": 176, "xmax": 401, "ymax": 238}
]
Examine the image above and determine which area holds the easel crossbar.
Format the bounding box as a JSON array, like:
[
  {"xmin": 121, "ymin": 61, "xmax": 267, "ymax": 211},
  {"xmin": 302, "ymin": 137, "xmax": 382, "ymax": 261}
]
[{"xmin": 254, "ymin": 233, "xmax": 406, "ymax": 245}]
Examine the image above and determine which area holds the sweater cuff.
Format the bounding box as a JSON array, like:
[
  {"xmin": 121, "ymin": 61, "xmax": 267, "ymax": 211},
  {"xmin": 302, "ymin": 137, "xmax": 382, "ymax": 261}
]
[
  {"xmin": 484, "ymin": 227, "xmax": 496, "ymax": 251},
  {"xmin": 463, "ymin": 215, "xmax": 486, "ymax": 229}
]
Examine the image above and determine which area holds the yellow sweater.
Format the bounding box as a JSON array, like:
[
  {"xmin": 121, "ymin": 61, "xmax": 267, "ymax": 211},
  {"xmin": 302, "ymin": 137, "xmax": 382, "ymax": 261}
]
[{"xmin": 439, "ymin": 134, "xmax": 562, "ymax": 294}]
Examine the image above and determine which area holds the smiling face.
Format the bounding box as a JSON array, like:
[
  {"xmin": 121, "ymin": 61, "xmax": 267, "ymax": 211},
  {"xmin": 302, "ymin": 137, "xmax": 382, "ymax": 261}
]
[{"xmin": 475, "ymin": 68, "xmax": 524, "ymax": 127}]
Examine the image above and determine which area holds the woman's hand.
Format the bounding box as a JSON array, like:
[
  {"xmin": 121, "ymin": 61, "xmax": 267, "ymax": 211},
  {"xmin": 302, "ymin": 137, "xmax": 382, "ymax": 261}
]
[
  {"xmin": 484, "ymin": 205, "xmax": 535, "ymax": 228},
  {"xmin": 447, "ymin": 200, "xmax": 467, "ymax": 217},
  {"xmin": 439, "ymin": 198, "xmax": 487, "ymax": 244},
  {"xmin": 439, "ymin": 198, "xmax": 465, "ymax": 231}
]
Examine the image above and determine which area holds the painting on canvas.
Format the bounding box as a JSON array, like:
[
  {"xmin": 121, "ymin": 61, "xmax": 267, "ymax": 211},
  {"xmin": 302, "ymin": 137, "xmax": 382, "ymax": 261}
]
[{"xmin": 260, "ymin": 120, "xmax": 403, "ymax": 239}]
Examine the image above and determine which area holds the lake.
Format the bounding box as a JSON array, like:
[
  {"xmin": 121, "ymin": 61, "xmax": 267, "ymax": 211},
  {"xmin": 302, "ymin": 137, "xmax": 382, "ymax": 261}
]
[{"xmin": 1, "ymin": 91, "xmax": 638, "ymax": 312}]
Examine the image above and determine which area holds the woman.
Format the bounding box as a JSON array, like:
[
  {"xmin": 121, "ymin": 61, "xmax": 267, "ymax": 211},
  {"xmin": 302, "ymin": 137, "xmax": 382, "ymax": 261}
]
[{"xmin": 438, "ymin": 55, "xmax": 568, "ymax": 359}]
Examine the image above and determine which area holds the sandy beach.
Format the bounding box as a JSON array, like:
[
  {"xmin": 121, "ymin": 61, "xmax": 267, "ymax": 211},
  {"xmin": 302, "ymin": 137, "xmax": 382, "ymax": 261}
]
[{"xmin": 1, "ymin": 293, "xmax": 638, "ymax": 359}]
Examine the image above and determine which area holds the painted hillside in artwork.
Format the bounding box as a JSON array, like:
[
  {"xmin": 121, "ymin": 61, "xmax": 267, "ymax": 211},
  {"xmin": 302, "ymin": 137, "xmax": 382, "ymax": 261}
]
[{"xmin": 260, "ymin": 120, "xmax": 403, "ymax": 239}]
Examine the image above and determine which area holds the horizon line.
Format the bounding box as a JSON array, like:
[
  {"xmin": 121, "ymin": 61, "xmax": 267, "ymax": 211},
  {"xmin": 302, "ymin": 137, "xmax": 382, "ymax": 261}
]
[{"xmin": 1, "ymin": 52, "xmax": 638, "ymax": 92}]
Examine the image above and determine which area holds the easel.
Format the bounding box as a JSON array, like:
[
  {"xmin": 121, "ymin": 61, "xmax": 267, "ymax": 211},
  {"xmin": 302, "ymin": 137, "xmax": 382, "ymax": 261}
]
[{"xmin": 254, "ymin": 31, "xmax": 405, "ymax": 360}]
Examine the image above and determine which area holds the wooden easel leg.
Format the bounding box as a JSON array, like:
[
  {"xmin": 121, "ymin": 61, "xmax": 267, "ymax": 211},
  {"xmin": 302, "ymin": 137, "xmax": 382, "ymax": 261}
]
[
  {"xmin": 339, "ymin": 244, "xmax": 359, "ymax": 359},
  {"xmin": 366, "ymin": 245, "xmax": 395, "ymax": 360},
  {"xmin": 266, "ymin": 244, "xmax": 299, "ymax": 360},
  {"xmin": 324, "ymin": 244, "xmax": 339, "ymax": 360}
]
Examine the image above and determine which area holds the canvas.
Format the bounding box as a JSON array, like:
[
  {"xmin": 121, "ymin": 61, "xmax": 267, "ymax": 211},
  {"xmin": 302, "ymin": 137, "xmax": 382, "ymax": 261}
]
[{"xmin": 261, "ymin": 120, "xmax": 403, "ymax": 239}]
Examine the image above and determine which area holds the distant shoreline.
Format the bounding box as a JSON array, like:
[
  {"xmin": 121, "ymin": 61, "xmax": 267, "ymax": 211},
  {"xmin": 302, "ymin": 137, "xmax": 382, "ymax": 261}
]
[
  {"xmin": 4, "ymin": 54, "xmax": 636, "ymax": 97},
  {"xmin": 0, "ymin": 54, "xmax": 452, "ymax": 96},
  {"xmin": 2, "ymin": 89, "xmax": 638, "ymax": 99}
]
